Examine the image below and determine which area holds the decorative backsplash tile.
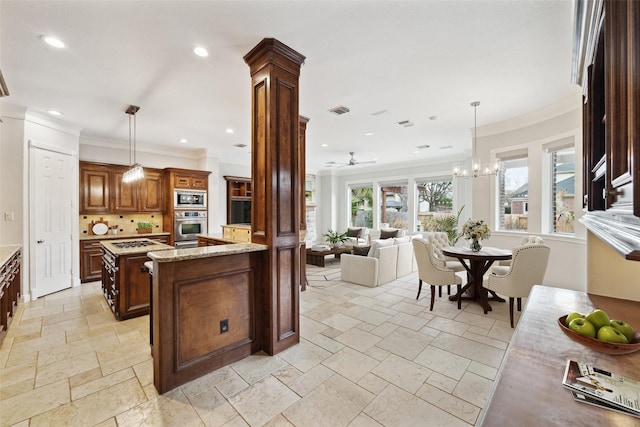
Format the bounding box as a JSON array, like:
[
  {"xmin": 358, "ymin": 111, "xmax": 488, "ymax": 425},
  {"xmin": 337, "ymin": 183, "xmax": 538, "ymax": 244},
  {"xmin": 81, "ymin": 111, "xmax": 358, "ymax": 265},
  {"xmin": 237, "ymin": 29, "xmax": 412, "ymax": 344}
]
[{"xmin": 80, "ymin": 214, "xmax": 163, "ymax": 235}]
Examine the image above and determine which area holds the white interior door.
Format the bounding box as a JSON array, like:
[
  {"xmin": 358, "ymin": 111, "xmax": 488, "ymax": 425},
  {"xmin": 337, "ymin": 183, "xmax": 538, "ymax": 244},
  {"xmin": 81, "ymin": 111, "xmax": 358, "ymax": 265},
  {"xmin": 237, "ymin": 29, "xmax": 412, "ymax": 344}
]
[{"xmin": 31, "ymin": 146, "xmax": 73, "ymax": 297}]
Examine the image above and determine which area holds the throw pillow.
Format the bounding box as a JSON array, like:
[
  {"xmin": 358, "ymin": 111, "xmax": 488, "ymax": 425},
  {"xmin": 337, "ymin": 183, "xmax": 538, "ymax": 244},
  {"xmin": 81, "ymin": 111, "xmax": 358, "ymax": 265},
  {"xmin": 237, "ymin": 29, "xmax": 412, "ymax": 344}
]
[
  {"xmin": 352, "ymin": 245, "xmax": 371, "ymax": 256},
  {"xmin": 367, "ymin": 238, "xmax": 394, "ymax": 257},
  {"xmin": 393, "ymin": 236, "xmax": 411, "ymax": 245},
  {"xmin": 380, "ymin": 229, "xmax": 398, "ymax": 239},
  {"xmin": 347, "ymin": 227, "xmax": 362, "ymax": 238}
]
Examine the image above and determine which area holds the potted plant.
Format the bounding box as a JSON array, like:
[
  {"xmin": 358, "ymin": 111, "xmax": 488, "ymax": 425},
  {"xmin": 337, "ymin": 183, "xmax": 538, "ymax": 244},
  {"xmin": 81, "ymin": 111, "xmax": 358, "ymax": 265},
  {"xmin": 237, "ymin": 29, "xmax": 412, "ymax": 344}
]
[
  {"xmin": 323, "ymin": 229, "xmax": 348, "ymax": 248},
  {"xmin": 435, "ymin": 205, "xmax": 465, "ymax": 246},
  {"xmin": 137, "ymin": 221, "xmax": 153, "ymax": 234}
]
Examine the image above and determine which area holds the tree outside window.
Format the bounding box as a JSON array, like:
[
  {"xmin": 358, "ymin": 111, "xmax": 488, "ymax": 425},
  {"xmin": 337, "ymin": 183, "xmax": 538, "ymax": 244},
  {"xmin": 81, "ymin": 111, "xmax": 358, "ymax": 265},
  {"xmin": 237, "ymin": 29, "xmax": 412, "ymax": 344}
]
[
  {"xmin": 350, "ymin": 185, "xmax": 373, "ymax": 228},
  {"xmin": 416, "ymin": 180, "xmax": 453, "ymax": 231}
]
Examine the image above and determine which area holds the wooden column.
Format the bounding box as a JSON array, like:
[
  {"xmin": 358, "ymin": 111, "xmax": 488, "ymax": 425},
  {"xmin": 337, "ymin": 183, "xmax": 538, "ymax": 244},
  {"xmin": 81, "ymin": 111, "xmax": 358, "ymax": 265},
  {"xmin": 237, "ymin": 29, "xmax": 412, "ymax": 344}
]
[{"xmin": 244, "ymin": 39, "xmax": 305, "ymax": 355}]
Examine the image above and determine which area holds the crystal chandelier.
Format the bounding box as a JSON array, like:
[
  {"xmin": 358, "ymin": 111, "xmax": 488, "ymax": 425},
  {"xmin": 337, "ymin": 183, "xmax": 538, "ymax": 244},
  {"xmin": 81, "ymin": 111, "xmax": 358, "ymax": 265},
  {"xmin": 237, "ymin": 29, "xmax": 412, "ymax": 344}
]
[
  {"xmin": 453, "ymin": 101, "xmax": 500, "ymax": 178},
  {"xmin": 123, "ymin": 105, "xmax": 144, "ymax": 183}
]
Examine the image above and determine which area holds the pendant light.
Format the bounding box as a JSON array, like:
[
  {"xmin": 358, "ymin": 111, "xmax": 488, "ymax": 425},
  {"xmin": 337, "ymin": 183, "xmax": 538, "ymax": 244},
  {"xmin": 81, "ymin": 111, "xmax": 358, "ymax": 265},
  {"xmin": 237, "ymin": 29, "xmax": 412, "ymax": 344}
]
[
  {"xmin": 453, "ymin": 101, "xmax": 501, "ymax": 178},
  {"xmin": 123, "ymin": 105, "xmax": 144, "ymax": 183}
]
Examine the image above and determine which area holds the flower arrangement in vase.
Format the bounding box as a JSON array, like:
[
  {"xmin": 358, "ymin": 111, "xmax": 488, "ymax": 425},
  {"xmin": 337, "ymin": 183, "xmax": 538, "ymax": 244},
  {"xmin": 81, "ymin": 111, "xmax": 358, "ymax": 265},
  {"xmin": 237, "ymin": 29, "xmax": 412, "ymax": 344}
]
[{"xmin": 461, "ymin": 219, "xmax": 490, "ymax": 251}]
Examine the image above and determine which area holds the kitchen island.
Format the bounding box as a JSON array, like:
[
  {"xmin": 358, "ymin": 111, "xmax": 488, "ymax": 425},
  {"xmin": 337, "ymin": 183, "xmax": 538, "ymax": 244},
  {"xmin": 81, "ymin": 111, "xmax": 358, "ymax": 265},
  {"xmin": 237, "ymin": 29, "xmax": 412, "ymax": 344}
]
[
  {"xmin": 100, "ymin": 238, "xmax": 173, "ymax": 320},
  {"xmin": 147, "ymin": 242, "xmax": 267, "ymax": 393}
]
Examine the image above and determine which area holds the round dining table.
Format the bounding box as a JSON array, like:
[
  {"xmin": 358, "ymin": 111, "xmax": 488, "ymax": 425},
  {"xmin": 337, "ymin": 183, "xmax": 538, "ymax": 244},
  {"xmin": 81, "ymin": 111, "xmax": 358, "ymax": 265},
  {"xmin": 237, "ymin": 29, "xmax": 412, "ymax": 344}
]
[{"xmin": 441, "ymin": 246, "xmax": 512, "ymax": 313}]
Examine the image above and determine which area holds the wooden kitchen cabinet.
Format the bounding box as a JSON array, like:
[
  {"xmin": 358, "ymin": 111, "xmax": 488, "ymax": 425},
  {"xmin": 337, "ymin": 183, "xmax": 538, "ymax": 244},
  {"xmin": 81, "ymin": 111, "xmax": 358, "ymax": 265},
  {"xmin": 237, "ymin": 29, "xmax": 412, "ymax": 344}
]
[
  {"xmin": 173, "ymin": 173, "xmax": 208, "ymax": 190},
  {"xmin": 140, "ymin": 171, "xmax": 164, "ymax": 212},
  {"xmin": 79, "ymin": 161, "xmax": 164, "ymax": 214},
  {"xmin": 80, "ymin": 165, "xmax": 111, "ymax": 213},
  {"xmin": 80, "ymin": 240, "xmax": 105, "ymax": 282},
  {"xmin": 102, "ymin": 248, "xmax": 151, "ymax": 320},
  {"xmin": 576, "ymin": 0, "xmax": 640, "ymax": 259}
]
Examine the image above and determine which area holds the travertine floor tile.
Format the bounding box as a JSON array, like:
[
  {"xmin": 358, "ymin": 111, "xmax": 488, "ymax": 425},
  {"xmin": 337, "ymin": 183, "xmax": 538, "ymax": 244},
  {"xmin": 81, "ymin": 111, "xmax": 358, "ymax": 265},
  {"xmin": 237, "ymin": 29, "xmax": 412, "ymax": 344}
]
[
  {"xmin": 322, "ymin": 347, "xmax": 379, "ymax": 383},
  {"xmin": 375, "ymin": 326, "xmax": 433, "ymax": 360},
  {"xmin": 452, "ymin": 371, "xmax": 494, "ymax": 408},
  {"xmin": 335, "ymin": 327, "xmax": 382, "ymax": 353},
  {"xmin": 278, "ymin": 340, "xmax": 332, "ymax": 372},
  {"xmin": 0, "ymin": 379, "xmax": 70, "ymax": 426},
  {"xmin": 229, "ymin": 376, "xmax": 299, "ymax": 426},
  {"xmin": 364, "ymin": 384, "xmax": 470, "ymax": 427},
  {"xmin": 414, "ymin": 345, "xmax": 471, "ymax": 381},
  {"xmin": 30, "ymin": 377, "xmax": 146, "ymax": 427},
  {"xmin": 116, "ymin": 387, "xmax": 204, "ymax": 427},
  {"xmin": 34, "ymin": 351, "xmax": 99, "ymax": 387},
  {"xmin": 417, "ymin": 383, "xmax": 480, "ymax": 425},
  {"xmin": 283, "ymin": 374, "xmax": 374, "ymax": 427},
  {"xmin": 371, "ymin": 354, "xmax": 432, "ymax": 394},
  {"xmin": 230, "ymin": 352, "xmax": 288, "ymax": 385},
  {"xmin": 431, "ymin": 332, "xmax": 505, "ymax": 369}
]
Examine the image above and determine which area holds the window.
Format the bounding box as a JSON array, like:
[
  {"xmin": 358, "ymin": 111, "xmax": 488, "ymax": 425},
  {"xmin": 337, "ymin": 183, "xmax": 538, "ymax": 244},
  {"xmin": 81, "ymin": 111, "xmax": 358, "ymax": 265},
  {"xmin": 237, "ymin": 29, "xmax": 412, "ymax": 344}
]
[
  {"xmin": 349, "ymin": 185, "xmax": 373, "ymax": 228},
  {"xmin": 416, "ymin": 178, "xmax": 453, "ymax": 231},
  {"xmin": 550, "ymin": 147, "xmax": 575, "ymax": 234},
  {"xmin": 497, "ymin": 156, "xmax": 529, "ymax": 231},
  {"xmin": 380, "ymin": 183, "xmax": 408, "ymax": 229}
]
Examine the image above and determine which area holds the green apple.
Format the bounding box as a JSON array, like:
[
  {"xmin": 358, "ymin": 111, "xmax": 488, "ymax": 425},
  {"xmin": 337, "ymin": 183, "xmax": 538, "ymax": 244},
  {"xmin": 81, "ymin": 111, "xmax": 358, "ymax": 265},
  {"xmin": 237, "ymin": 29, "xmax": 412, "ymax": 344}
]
[
  {"xmin": 565, "ymin": 312, "xmax": 584, "ymax": 327},
  {"xmin": 568, "ymin": 318, "xmax": 596, "ymax": 338},
  {"xmin": 610, "ymin": 320, "xmax": 635, "ymax": 343},
  {"xmin": 585, "ymin": 309, "xmax": 610, "ymax": 331},
  {"xmin": 597, "ymin": 325, "xmax": 629, "ymax": 343}
]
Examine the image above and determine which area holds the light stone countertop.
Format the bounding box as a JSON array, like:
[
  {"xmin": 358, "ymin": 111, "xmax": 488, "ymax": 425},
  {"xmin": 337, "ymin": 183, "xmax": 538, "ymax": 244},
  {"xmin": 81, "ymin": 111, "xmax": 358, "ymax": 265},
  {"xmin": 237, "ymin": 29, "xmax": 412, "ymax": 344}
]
[
  {"xmin": 148, "ymin": 242, "xmax": 267, "ymax": 263},
  {"xmin": 101, "ymin": 239, "xmax": 175, "ymax": 256},
  {"xmin": 81, "ymin": 232, "xmax": 170, "ymax": 241},
  {"xmin": 0, "ymin": 245, "xmax": 21, "ymax": 268}
]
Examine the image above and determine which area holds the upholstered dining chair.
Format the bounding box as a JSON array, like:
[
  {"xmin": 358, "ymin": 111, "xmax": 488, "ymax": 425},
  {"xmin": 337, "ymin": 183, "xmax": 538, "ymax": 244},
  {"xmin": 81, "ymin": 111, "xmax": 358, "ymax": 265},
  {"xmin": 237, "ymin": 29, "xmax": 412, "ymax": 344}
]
[
  {"xmin": 496, "ymin": 235, "xmax": 545, "ymax": 267},
  {"xmin": 412, "ymin": 238, "xmax": 462, "ymax": 311},
  {"xmin": 426, "ymin": 232, "xmax": 465, "ymax": 297},
  {"xmin": 485, "ymin": 243, "xmax": 551, "ymax": 327}
]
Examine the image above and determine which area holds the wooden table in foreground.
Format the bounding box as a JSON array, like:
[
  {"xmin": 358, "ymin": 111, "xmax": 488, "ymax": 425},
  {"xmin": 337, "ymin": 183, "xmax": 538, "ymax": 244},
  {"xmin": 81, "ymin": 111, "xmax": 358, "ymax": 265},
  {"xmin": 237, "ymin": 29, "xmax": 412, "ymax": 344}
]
[
  {"xmin": 478, "ymin": 285, "xmax": 640, "ymax": 426},
  {"xmin": 306, "ymin": 247, "xmax": 352, "ymax": 267}
]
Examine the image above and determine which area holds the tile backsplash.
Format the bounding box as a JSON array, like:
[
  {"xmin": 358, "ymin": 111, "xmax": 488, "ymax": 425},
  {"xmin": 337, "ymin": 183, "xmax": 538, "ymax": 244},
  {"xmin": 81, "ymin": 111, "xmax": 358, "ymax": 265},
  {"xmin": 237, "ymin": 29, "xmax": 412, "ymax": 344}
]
[{"xmin": 80, "ymin": 214, "xmax": 163, "ymax": 235}]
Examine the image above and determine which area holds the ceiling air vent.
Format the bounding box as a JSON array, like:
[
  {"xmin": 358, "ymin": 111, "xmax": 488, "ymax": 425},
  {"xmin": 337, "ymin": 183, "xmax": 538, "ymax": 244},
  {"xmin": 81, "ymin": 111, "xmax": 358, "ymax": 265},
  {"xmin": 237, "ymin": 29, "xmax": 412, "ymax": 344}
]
[
  {"xmin": 371, "ymin": 109, "xmax": 388, "ymax": 116},
  {"xmin": 328, "ymin": 105, "xmax": 350, "ymax": 115},
  {"xmin": 440, "ymin": 145, "xmax": 453, "ymax": 149},
  {"xmin": 234, "ymin": 144, "xmax": 247, "ymax": 148},
  {"xmin": 397, "ymin": 120, "xmax": 414, "ymax": 128},
  {"xmin": 416, "ymin": 144, "xmax": 430, "ymax": 150}
]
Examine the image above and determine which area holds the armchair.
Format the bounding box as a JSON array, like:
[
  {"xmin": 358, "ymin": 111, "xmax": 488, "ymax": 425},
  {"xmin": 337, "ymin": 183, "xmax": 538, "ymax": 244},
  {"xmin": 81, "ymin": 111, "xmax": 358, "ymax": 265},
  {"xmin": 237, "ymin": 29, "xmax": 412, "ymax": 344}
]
[{"xmin": 485, "ymin": 243, "xmax": 550, "ymax": 327}]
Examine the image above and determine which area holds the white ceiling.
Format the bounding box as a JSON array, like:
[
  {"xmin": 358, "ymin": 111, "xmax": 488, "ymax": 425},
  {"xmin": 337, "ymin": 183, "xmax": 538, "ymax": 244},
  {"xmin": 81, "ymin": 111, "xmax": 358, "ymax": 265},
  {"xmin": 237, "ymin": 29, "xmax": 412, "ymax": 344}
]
[{"xmin": 0, "ymin": 0, "xmax": 581, "ymax": 172}]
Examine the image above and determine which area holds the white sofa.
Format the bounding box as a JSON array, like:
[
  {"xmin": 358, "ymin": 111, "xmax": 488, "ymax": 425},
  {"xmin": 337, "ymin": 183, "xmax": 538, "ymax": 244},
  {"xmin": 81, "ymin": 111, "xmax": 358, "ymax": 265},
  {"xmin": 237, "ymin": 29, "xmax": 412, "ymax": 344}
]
[{"xmin": 340, "ymin": 231, "xmax": 420, "ymax": 287}]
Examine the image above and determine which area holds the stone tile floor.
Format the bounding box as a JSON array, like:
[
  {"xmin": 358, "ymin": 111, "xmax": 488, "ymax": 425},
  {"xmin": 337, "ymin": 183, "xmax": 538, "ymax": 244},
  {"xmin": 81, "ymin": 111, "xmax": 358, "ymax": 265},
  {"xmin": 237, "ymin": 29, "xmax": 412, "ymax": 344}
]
[{"xmin": 0, "ymin": 259, "xmax": 518, "ymax": 426}]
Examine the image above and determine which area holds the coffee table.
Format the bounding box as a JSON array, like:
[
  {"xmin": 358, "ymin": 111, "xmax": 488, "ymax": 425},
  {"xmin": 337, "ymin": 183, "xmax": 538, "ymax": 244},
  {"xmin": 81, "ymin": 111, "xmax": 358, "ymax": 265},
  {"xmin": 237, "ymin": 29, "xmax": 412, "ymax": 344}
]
[{"xmin": 306, "ymin": 247, "xmax": 352, "ymax": 267}]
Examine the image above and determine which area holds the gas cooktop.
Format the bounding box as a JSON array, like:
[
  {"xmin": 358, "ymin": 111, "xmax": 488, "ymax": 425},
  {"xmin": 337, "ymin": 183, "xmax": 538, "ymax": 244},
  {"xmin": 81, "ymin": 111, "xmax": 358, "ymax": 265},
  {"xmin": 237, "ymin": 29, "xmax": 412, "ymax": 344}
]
[{"xmin": 112, "ymin": 240, "xmax": 158, "ymax": 249}]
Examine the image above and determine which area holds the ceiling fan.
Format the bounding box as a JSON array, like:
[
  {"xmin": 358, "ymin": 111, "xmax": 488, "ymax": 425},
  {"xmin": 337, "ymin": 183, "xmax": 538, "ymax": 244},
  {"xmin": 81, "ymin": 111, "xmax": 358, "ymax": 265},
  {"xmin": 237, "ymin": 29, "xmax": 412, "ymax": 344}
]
[{"xmin": 326, "ymin": 152, "xmax": 376, "ymax": 167}]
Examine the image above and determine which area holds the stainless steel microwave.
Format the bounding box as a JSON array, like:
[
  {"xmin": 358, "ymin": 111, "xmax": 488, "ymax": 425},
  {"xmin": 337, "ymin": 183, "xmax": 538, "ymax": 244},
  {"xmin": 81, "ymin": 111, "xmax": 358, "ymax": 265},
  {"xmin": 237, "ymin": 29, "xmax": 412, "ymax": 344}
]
[{"xmin": 174, "ymin": 190, "xmax": 206, "ymax": 209}]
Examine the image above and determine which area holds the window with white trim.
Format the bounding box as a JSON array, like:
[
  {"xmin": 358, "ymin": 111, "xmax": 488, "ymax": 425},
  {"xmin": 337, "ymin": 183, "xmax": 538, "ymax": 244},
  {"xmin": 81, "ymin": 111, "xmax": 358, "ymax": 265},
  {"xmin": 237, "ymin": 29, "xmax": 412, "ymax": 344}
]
[
  {"xmin": 548, "ymin": 146, "xmax": 575, "ymax": 234},
  {"xmin": 497, "ymin": 154, "xmax": 529, "ymax": 231},
  {"xmin": 349, "ymin": 184, "xmax": 373, "ymax": 228}
]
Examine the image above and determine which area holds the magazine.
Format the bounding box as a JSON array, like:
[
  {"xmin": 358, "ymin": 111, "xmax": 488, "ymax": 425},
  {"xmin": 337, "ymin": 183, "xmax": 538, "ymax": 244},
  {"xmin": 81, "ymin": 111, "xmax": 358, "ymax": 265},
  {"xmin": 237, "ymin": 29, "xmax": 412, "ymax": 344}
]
[
  {"xmin": 570, "ymin": 390, "xmax": 640, "ymax": 418},
  {"xmin": 562, "ymin": 359, "xmax": 640, "ymax": 417}
]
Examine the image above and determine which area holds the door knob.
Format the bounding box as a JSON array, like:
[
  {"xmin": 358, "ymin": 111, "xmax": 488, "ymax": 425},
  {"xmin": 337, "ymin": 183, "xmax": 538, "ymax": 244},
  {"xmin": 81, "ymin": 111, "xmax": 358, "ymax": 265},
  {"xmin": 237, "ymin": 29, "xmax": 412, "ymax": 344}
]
[{"xmin": 37, "ymin": 239, "xmax": 45, "ymax": 244}]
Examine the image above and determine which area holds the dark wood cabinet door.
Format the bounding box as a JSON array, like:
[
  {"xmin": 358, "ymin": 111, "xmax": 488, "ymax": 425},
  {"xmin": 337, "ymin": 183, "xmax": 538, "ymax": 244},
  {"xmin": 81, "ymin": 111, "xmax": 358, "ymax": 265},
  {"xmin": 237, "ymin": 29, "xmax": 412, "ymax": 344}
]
[
  {"xmin": 191, "ymin": 177, "xmax": 207, "ymax": 189},
  {"xmin": 80, "ymin": 168, "xmax": 110, "ymax": 213},
  {"xmin": 173, "ymin": 175, "xmax": 192, "ymax": 189},
  {"xmin": 80, "ymin": 241, "xmax": 104, "ymax": 282},
  {"xmin": 140, "ymin": 171, "xmax": 163, "ymax": 212},
  {"xmin": 113, "ymin": 171, "xmax": 138, "ymax": 212},
  {"xmin": 119, "ymin": 254, "xmax": 151, "ymax": 319}
]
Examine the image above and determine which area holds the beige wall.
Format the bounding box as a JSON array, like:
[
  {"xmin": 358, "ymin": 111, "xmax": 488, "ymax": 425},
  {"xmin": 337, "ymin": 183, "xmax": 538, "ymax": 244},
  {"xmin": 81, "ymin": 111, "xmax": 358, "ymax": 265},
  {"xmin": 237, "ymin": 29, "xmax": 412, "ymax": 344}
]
[{"xmin": 587, "ymin": 232, "xmax": 640, "ymax": 302}]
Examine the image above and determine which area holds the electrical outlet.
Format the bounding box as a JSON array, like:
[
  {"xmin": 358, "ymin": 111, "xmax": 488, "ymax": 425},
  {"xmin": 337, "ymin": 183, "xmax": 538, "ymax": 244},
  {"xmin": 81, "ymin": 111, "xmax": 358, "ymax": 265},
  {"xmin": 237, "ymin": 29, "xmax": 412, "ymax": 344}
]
[
  {"xmin": 4, "ymin": 212, "xmax": 14, "ymax": 221},
  {"xmin": 220, "ymin": 319, "xmax": 229, "ymax": 334}
]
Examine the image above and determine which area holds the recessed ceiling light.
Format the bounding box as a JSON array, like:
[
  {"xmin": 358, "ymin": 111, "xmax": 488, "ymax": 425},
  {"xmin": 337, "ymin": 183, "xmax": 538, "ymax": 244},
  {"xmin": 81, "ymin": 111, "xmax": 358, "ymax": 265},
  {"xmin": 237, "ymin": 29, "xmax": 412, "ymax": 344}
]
[
  {"xmin": 179, "ymin": 138, "xmax": 188, "ymax": 143},
  {"xmin": 193, "ymin": 46, "xmax": 209, "ymax": 57},
  {"xmin": 321, "ymin": 144, "xmax": 328, "ymax": 147},
  {"xmin": 225, "ymin": 128, "xmax": 234, "ymax": 134},
  {"xmin": 440, "ymin": 145, "xmax": 453, "ymax": 149},
  {"xmin": 429, "ymin": 116, "xmax": 438, "ymax": 121},
  {"xmin": 364, "ymin": 132, "xmax": 374, "ymax": 136},
  {"xmin": 47, "ymin": 110, "xmax": 62, "ymax": 116},
  {"xmin": 413, "ymin": 150, "xmax": 419, "ymax": 154},
  {"xmin": 234, "ymin": 143, "xmax": 247, "ymax": 148},
  {"xmin": 41, "ymin": 35, "xmax": 65, "ymax": 48}
]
